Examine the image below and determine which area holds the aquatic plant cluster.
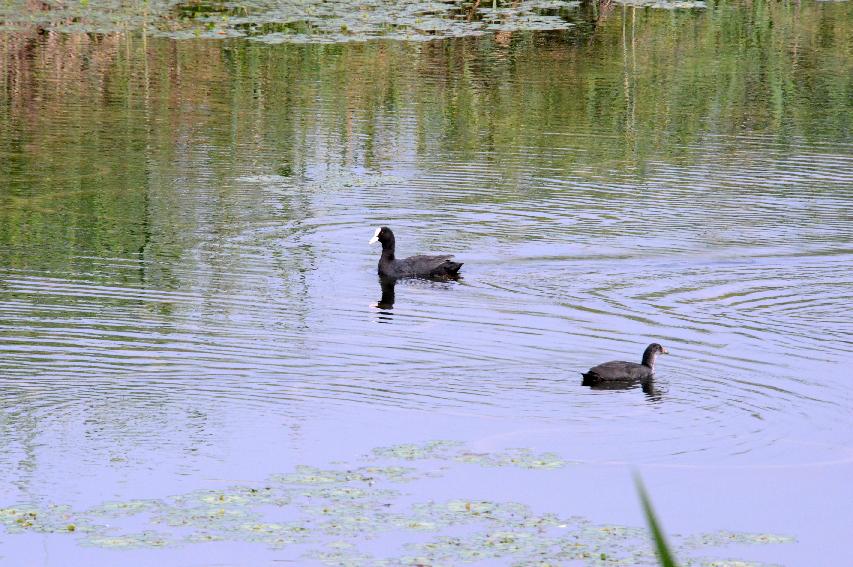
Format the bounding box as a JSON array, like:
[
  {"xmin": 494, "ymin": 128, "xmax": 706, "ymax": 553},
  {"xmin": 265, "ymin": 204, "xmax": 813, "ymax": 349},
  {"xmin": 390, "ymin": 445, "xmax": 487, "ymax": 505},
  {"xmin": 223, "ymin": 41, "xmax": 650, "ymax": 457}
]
[
  {"xmin": 0, "ymin": 441, "xmax": 792, "ymax": 564},
  {"xmin": 0, "ymin": 0, "xmax": 704, "ymax": 42}
]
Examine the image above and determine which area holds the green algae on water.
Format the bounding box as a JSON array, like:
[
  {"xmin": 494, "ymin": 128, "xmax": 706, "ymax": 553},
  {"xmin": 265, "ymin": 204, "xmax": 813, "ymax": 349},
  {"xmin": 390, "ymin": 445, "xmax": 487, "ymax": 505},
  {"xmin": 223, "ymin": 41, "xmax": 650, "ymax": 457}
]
[
  {"xmin": 0, "ymin": 442, "xmax": 797, "ymax": 562},
  {"xmin": 234, "ymin": 522, "xmax": 309, "ymax": 547},
  {"xmin": 612, "ymin": 0, "xmax": 706, "ymax": 7},
  {"xmin": 270, "ymin": 464, "xmax": 420, "ymax": 485},
  {"xmin": 0, "ymin": 505, "xmax": 95, "ymax": 535},
  {"xmin": 370, "ymin": 440, "xmax": 568, "ymax": 470},
  {"xmin": 87, "ymin": 499, "xmax": 163, "ymax": 517},
  {"xmin": 176, "ymin": 486, "xmax": 290, "ymax": 508},
  {"xmin": 454, "ymin": 448, "xmax": 569, "ymax": 469},
  {"xmin": 371, "ymin": 439, "xmax": 462, "ymax": 461},
  {"xmin": 683, "ymin": 530, "xmax": 797, "ymax": 548},
  {"xmin": 82, "ymin": 531, "xmax": 172, "ymax": 549},
  {"xmin": 697, "ymin": 561, "xmax": 781, "ymax": 567},
  {"xmin": 0, "ymin": 0, "xmax": 589, "ymax": 43}
]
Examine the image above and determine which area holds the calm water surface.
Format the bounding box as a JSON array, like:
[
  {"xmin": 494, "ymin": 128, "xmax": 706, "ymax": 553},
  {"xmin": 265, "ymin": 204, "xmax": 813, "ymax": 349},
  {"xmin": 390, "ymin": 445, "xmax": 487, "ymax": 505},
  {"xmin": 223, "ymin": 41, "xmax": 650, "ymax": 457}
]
[{"xmin": 1, "ymin": 1, "xmax": 852, "ymax": 565}]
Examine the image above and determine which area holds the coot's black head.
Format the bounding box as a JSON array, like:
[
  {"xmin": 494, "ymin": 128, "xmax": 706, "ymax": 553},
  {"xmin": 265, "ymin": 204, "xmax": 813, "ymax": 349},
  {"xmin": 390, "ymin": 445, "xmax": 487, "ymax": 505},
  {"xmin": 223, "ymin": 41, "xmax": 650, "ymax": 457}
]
[
  {"xmin": 642, "ymin": 343, "xmax": 669, "ymax": 367},
  {"xmin": 369, "ymin": 226, "xmax": 394, "ymax": 246}
]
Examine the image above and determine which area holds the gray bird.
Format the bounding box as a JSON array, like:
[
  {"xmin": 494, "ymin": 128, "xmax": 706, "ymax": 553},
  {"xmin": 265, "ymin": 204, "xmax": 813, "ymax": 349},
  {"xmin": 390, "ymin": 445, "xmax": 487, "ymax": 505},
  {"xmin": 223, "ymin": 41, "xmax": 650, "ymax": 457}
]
[
  {"xmin": 370, "ymin": 227, "xmax": 463, "ymax": 279},
  {"xmin": 582, "ymin": 343, "xmax": 669, "ymax": 384}
]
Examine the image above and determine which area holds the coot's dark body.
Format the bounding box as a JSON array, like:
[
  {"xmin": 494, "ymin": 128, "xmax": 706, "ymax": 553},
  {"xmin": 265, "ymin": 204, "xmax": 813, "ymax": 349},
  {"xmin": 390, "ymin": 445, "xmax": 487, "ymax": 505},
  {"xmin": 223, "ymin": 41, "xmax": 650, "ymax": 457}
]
[
  {"xmin": 581, "ymin": 343, "xmax": 668, "ymax": 384},
  {"xmin": 370, "ymin": 227, "xmax": 463, "ymax": 279},
  {"xmin": 583, "ymin": 361, "xmax": 653, "ymax": 383}
]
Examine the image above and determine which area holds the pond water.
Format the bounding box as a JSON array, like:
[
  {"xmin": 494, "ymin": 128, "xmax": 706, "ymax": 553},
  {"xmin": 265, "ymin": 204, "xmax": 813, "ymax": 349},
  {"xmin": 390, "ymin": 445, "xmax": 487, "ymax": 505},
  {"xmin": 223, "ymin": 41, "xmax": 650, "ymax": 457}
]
[{"xmin": 1, "ymin": 0, "xmax": 852, "ymax": 565}]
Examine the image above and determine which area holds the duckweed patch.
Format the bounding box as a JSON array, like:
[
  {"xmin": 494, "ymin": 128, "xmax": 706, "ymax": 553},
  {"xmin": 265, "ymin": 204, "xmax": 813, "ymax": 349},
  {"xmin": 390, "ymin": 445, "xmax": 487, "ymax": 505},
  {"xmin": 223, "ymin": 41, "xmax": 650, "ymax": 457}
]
[
  {"xmin": 0, "ymin": 505, "xmax": 96, "ymax": 535},
  {"xmin": 271, "ymin": 464, "xmax": 421, "ymax": 485},
  {"xmin": 408, "ymin": 529, "xmax": 557, "ymax": 563},
  {"xmin": 153, "ymin": 503, "xmax": 256, "ymax": 529},
  {"xmin": 613, "ymin": 0, "xmax": 706, "ymax": 7},
  {"xmin": 175, "ymin": 486, "xmax": 290, "ymax": 508},
  {"xmin": 682, "ymin": 530, "xmax": 797, "ymax": 548},
  {"xmin": 307, "ymin": 548, "xmax": 390, "ymax": 566},
  {"xmin": 87, "ymin": 499, "xmax": 162, "ymax": 517},
  {"xmin": 82, "ymin": 531, "xmax": 172, "ymax": 549},
  {"xmin": 697, "ymin": 561, "xmax": 779, "ymax": 567},
  {"xmin": 0, "ymin": 441, "xmax": 794, "ymax": 563},
  {"xmin": 1, "ymin": 0, "xmax": 708, "ymax": 42},
  {"xmin": 234, "ymin": 522, "xmax": 309, "ymax": 547},
  {"xmin": 371, "ymin": 439, "xmax": 462, "ymax": 460},
  {"xmin": 371, "ymin": 440, "xmax": 569, "ymax": 470},
  {"xmin": 411, "ymin": 500, "xmax": 544, "ymax": 527},
  {"xmin": 454, "ymin": 448, "xmax": 569, "ymax": 469},
  {"xmin": 1, "ymin": 0, "xmax": 583, "ymax": 41}
]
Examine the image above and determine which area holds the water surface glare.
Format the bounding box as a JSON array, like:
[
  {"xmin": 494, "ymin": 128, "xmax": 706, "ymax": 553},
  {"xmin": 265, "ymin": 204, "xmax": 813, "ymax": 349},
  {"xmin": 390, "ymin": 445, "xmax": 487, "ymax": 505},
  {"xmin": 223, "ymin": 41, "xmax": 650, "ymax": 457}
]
[{"xmin": 1, "ymin": 2, "xmax": 852, "ymax": 565}]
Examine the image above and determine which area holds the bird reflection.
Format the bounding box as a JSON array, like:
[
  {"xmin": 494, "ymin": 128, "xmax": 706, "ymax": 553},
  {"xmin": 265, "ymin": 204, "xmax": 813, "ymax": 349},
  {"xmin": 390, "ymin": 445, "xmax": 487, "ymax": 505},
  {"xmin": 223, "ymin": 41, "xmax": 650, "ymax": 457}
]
[
  {"xmin": 371, "ymin": 276, "xmax": 397, "ymax": 321},
  {"xmin": 376, "ymin": 276, "xmax": 396, "ymax": 309},
  {"xmin": 582, "ymin": 377, "xmax": 663, "ymax": 402},
  {"xmin": 371, "ymin": 274, "xmax": 462, "ymax": 321}
]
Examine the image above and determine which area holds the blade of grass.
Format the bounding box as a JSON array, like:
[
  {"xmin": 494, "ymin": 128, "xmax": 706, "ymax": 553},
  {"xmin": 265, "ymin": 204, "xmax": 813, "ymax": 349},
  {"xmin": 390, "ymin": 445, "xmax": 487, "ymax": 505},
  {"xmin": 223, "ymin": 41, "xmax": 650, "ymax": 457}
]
[{"xmin": 634, "ymin": 474, "xmax": 679, "ymax": 567}]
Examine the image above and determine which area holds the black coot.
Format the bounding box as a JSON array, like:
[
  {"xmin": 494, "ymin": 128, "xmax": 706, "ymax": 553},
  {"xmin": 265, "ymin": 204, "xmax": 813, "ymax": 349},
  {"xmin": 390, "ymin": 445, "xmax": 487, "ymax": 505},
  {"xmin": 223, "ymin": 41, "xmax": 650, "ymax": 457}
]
[
  {"xmin": 370, "ymin": 227, "xmax": 463, "ymax": 279},
  {"xmin": 581, "ymin": 343, "xmax": 668, "ymax": 384}
]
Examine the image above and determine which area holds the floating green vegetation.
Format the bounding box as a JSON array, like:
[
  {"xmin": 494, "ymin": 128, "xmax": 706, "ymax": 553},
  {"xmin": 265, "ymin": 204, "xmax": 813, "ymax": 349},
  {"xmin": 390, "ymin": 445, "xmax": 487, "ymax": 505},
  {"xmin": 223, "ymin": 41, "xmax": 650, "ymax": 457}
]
[
  {"xmin": 154, "ymin": 502, "xmax": 256, "ymax": 529},
  {"xmin": 86, "ymin": 499, "xmax": 163, "ymax": 517},
  {"xmin": 682, "ymin": 530, "xmax": 797, "ymax": 548},
  {"xmin": 0, "ymin": 504, "xmax": 96, "ymax": 535},
  {"xmin": 233, "ymin": 522, "xmax": 310, "ymax": 548},
  {"xmin": 455, "ymin": 447, "xmax": 569, "ymax": 469},
  {"xmin": 82, "ymin": 531, "xmax": 172, "ymax": 549},
  {"xmin": 0, "ymin": 0, "xmax": 593, "ymax": 43},
  {"xmin": 0, "ymin": 441, "xmax": 794, "ymax": 564},
  {"xmin": 697, "ymin": 561, "xmax": 779, "ymax": 567},
  {"xmin": 270, "ymin": 463, "xmax": 421, "ymax": 485},
  {"xmin": 371, "ymin": 439, "xmax": 463, "ymax": 460},
  {"xmin": 612, "ymin": 0, "xmax": 705, "ymax": 8},
  {"xmin": 272, "ymin": 464, "xmax": 361, "ymax": 485},
  {"xmin": 372, "ymin": 440, "xmax": 569, "ymax": 470},
  {"xmin": 176, "ymin": 486, "xmax": 291, "ymax": 508},
  {"xmin": 400, "ymin": 513, "xmax": 673, "ymax": 565},
  {"xmin": 409, "ymin": 529, "xmax": 556, "ymax": 563},
  {"xmin": 308, "ymin": 547, "xmax": 391, "ymax": 567}
]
